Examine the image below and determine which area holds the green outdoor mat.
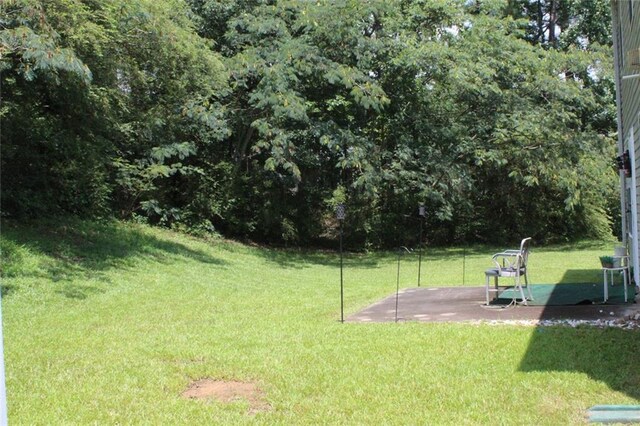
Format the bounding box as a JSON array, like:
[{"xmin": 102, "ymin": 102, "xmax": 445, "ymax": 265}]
[
  {"xmin": 588, "ymin": 405, "xmax": 640, "ymax": 423},
  {"xmin": 496, "ymin": 283, "xmax": 633, "ymax": 306}
]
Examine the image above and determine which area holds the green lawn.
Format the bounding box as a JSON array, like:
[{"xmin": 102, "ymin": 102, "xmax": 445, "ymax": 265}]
[{"xmin": 1, "ymin": 219, "xmax": 639, "ymax": 424}]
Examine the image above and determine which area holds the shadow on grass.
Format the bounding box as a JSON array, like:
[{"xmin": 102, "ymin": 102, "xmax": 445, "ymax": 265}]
[
  {"xmin": 0, "ymin": 285, "xmax": 14, "ymax": 297},
  {"xmin": 252, "ymin": 248, "xmax": 345, "ymax": 269},
  {"xmin": 520, "ymin": 263, "xmax": 639, "ymax": 400},
  {"xmin": 536, "ymin": 240, "xmax": 612, "ymax": 253},
  {"xmin": 519, "ymin": 326, "xmax": 640, "ymax": 400},
  {"xmin": 255, "ymin": 244, "xmax": 498, "ymax": 270},
  {"xmin": 254, "ymin": 239, "xmax": 608, "ymax": 269},
  {"xmin": 1, "ymin": 219, "xmax": 227, "ymax": 285},
  {"xmin": 56, "ymin": 284, "xmax": 107, "ymax": 300}
]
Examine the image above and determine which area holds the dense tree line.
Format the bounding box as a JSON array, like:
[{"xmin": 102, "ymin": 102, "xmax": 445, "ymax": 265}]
[{"xmin": 1, "ymin": 0, "xmax": 619, "ymax": 247}]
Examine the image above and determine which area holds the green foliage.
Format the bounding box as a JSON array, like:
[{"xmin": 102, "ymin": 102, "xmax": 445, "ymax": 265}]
[
  {"xmin": 505, "ymin": 0, "xmax": 611, "ymax": 48},
  {"xmin": 1, "ymin": 0, "xmax": 620, "ymax": 246},
  {"xmin": 0, "ymin": 1, "xmax": 92, "ymax": 82},
  {"xmin": 1, "ymin": 0, "xmax": 229, "ymax": 220}
]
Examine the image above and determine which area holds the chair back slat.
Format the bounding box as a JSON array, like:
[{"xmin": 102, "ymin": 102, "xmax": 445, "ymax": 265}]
[{"xmin": 519, "ymin": 237, "xmax": 532, "ymax": 269}]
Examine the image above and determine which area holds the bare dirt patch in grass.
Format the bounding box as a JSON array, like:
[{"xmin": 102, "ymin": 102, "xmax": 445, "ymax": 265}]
[{"xmin": 181, "ymin": 379, "xmax": 271, "ymax": 414}]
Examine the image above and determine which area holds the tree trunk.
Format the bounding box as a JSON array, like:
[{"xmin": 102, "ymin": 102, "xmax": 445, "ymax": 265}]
[{"xmin": 548, "ymin": 0, "xmax": 558, "ymax": 47}]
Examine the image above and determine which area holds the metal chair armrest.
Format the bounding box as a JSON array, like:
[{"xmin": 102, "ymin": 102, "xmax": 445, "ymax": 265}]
[{"xmin": 491, "ymin": 252, "xmax": 519, "ymax": 269}]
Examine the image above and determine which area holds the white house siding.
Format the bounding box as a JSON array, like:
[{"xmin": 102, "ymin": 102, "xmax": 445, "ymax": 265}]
[{"xmin": 612, "ymin": 0, "xmax": 640, "ymax": 287}]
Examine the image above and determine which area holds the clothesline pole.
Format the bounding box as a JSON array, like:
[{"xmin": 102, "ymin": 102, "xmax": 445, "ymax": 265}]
[{"xmin": 462, "ymin": 245, "xmax": 466, "ymax": 286}]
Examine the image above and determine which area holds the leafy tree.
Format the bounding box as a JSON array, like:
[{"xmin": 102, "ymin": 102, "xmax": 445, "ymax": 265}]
[
  {"xmin": 1, "ymin": 0, "xmax": 229, "ymax": 224},
  {"xmin": 1, "ymin": 0, "xmax": 619, "ymax": 246},
  {"xmin": 1, "ymin": 0, "xmax": 106, "ymax": 216}
]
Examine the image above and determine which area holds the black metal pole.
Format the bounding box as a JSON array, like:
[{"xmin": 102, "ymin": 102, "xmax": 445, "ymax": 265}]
[
  {"xmin": 462, "ymin": 245, "xmax": 466, "ymax": 286},
  {"xmin": 395, "ymin": 249, "xmax": 401, "ymax": 323},
  {"xmin": 340, "ymin": 221, "xmax": 344, "ymax": 323},
  {"xmin": 418, "ymin": 218, "xmax": 423, "ymax": 287}
]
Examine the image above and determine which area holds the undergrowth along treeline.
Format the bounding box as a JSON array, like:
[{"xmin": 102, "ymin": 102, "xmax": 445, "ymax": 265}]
[{"xmin": 1, "ymin": 0, "xmax": 619, "ymax": 246}]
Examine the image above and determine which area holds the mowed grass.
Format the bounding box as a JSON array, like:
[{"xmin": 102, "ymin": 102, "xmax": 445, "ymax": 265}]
[{"xmin": 1, "ymin": 219, "xmax": 639, "ymax": 424}]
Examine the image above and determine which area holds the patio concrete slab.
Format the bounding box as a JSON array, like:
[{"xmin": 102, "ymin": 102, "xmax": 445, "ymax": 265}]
[{"xmin": 347, "ymin": 286, "xmax": 639, "ymax": 323}]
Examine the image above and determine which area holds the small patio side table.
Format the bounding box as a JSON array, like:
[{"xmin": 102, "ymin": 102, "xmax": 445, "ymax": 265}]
[{"xmin": 602, "ymin": 255, "xmax": 629, "ymax": 303}]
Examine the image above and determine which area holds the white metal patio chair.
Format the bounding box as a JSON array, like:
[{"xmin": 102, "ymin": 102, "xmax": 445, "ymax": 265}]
[{"xmin": 485, "ymin": 237, "xmax": 532, "ymax": 305}]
